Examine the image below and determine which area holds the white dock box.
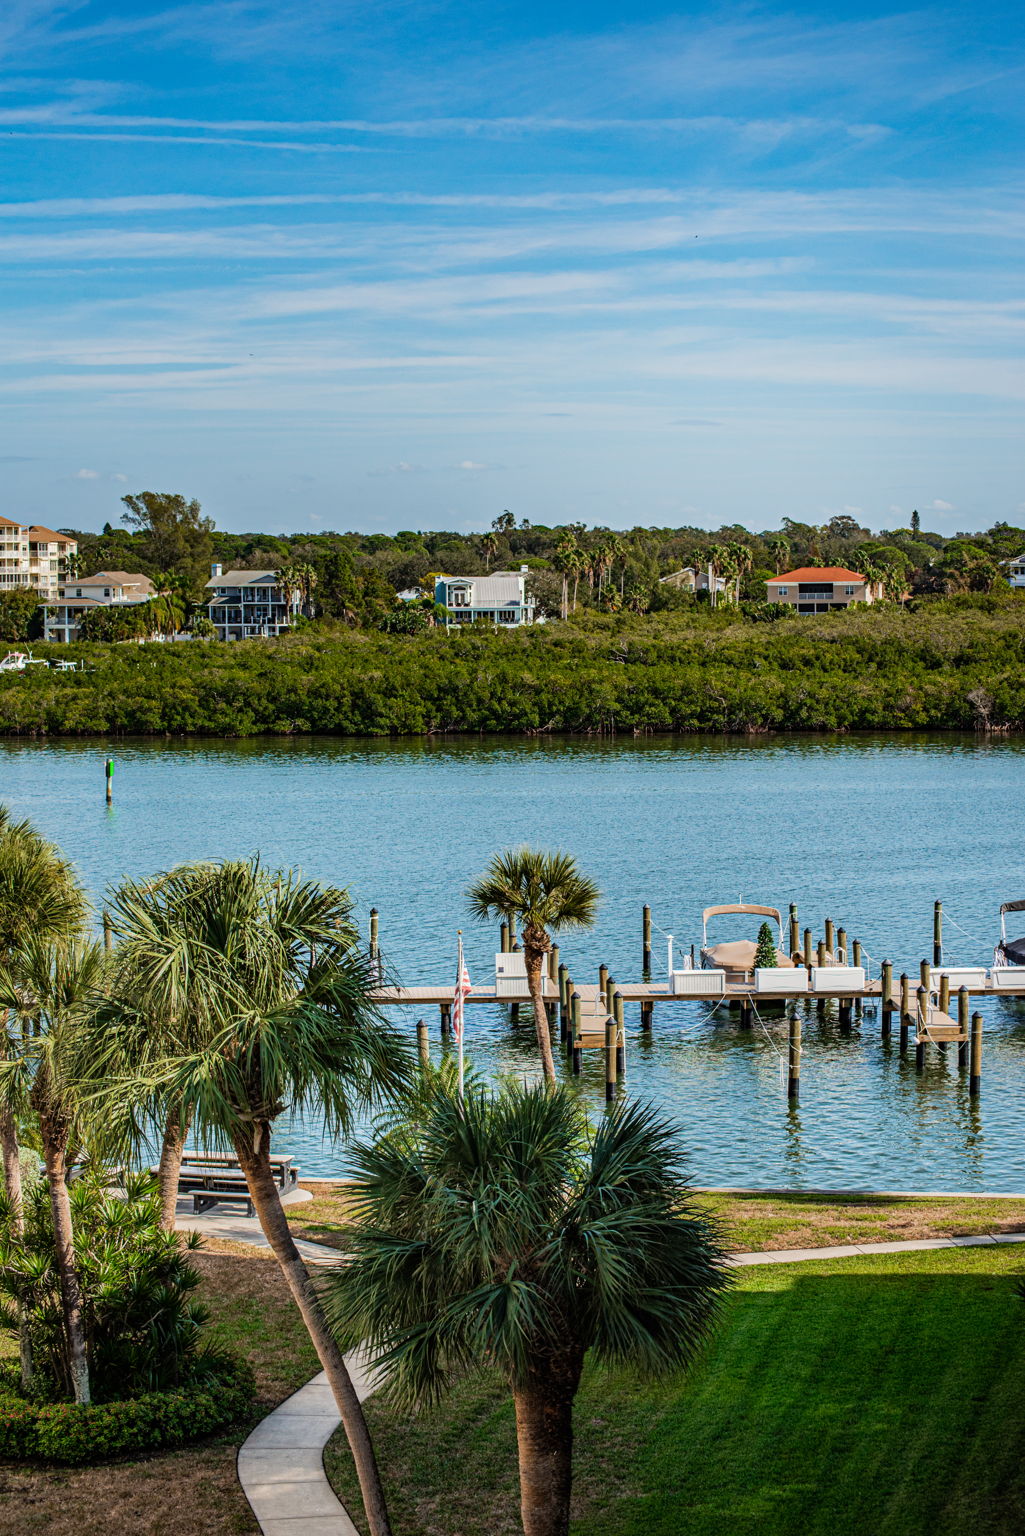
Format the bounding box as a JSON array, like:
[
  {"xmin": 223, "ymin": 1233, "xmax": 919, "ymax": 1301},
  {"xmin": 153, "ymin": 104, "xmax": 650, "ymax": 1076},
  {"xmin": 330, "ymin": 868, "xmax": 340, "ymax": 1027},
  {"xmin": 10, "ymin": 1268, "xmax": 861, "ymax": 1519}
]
[
  {"xmin": 495, "ymin": 952, "xmax": 528, "ymax": 997},
  {"xmin": 810, "ymin": 965, "xmax": 866, "ymax": 992},
  {"xmin": 755, "ymin": 966, "xmax": 808, "ymax": 994},
  {"xmin": 671, "ymin": 969, "xmax": 726, "ymax": 997},
  {"xmin": 990, "ymin": 965, "xmax": 1025, "ymax": 989},
  {"xmin": 932, "ymin": 967, "xmax": 988, "ymax": 990}
]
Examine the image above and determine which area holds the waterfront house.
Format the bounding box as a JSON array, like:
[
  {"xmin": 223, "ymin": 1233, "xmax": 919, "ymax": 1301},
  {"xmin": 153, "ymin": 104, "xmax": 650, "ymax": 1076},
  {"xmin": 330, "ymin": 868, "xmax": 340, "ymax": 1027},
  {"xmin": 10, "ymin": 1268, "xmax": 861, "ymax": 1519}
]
[
  {"xmin": 434, "ymin": 568, "xmax": 537, "ymax": 627},
  {"xmin": 41, "ymin": 570, "xmax": 155, "ymax": 642},
  {"xmin": 0, "ymin": 516, "xmax": 77, "ymax": 601},
  {"xmin": 1002, "ymin": 555, "xmax": 1025, "ymax": 590},
  {"xmin": 658, "ymin": 565, "xmax": 730, "ymax": 599},
  {"xmin": 205, "ymin": 564, "xmax": 300, "ymax": 640},
  {"xmin": 765, "ymin": 567, "xmax": 881, "ymax": 613}
]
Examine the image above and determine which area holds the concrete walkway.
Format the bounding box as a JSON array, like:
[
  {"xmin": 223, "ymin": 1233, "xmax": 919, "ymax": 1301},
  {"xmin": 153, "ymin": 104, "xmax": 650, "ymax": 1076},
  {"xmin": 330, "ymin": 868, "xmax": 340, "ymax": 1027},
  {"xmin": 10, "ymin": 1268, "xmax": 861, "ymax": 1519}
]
[{"xmin": 213, "ymin": 1209, "xmax": 1025, "ymax": 1536}]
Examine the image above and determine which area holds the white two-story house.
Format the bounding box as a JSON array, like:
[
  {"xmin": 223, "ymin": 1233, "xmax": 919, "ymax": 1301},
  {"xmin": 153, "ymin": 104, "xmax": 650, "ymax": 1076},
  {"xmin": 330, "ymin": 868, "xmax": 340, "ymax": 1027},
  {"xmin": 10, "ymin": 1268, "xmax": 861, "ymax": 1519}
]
[
  {"xmin": 1003, "ymin": 555, "xmax": 1025, "ymax": 589},
  {"xmin": 205, "ymin": 565, "xmax": 300, "ymax": 641},
  {"xmin": 41, "ymin": 571, "xmax": 155, "ymax": 642},
  {"xmin": 434, "ymin": 568, "xmax": 537, "ymax": 627}
]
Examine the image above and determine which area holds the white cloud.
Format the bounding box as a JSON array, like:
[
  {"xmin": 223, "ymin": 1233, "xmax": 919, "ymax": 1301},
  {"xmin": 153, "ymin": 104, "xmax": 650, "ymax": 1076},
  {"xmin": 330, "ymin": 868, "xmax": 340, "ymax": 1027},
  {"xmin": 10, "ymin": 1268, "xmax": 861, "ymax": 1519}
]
[
  {"xmin": 929, "ymin": 498, "xmax": 955, "ymax": 510},
  {"xmin": 111, "ymin": 472, "xmax": 128, "ymax": 482},
  {"xmin": 456, "ymin": 460, "xmax": 487, "ymax": 471},
  {"xmin": 74, "ymin": 467, "xmax": 98, "ymax": 478}
]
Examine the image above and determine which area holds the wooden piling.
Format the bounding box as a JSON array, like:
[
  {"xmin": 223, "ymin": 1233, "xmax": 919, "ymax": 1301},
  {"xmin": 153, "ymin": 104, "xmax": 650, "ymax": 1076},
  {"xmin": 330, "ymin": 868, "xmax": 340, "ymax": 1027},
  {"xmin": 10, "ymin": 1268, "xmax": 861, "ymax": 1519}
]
[
  {"xmin": 640, "ymin": 999, "xmax": 653, "ymax": 1030},
  {"xmin": 605, "ymin": 1013, "xmax": 617, "ymax": 1101},
  {"xmin": 788, "ymin": 1014, "xmax": 801, "ymax": 1101},
  {"xmin": 837, "ymin": 927, "xmax": 847, "ymax": 964},
  {"xmin": 881, "ymin": 959, "xmax": 892, "ymax": 1037},
  {"xmin": 558, "ymin": 965, "xmax": 569, "ymax": 1040},
  {"xmin": 510, "ymin": 1002, "xmax": 520, "ymax": 1023},
  {"xmin": 838, "ymin": 999, "xmax": 852, "ymax": 1030},
  {"xmin": 571, "ymin": 992, "xmax": 582, "ymax": 1075},
  {"xmin": 899, "ymin": 972, "xmax": 910, "ymax": 1055},
  {"xmin": 803, "ymin": 928, "xmax": 813, "ymax": 969},
  {"xmin": 920, "ymin": 958, "xmax": 931, "ymax": 993},
  {"xmin": 957, "ymin": 986, "xmax": 970, "ymax": 1069},
  {"xmin": 500, "ymin": 921, "xmax": 509, "ymax": 954},
  {"xmin": 938, "ymin": 974, "xmax": 950, "ymax": 1016},
  {"xmin": 598, "ymin": 963, "xmax": 609, "ymax": 1000},
  {"xmin": 440, "ymin": 1001, "xmax": 451, "ymax": 1037},
  {"xmin": 740, "ymin": 999, "xmax": 752, "ymax": 1028},
  {"xmin": 642, "ymin": 904, "xmax": 652, "ymax": 979},
  {"xmin": 825, "ymin": 918, "xmax": 835, "ymax": 958},
  {"xmin": 604, "ymin": 974, "xmax": 615, "ymax": 1016},
  {"xmin": 969, "ymin": 1012, "xmax": 983, "ymax": 1098},
  {"xmin": 614, "ymin": 991, "xmax": 625, "ymax": 1077},
  {"xmin": 853, "ymin": 940, "xmax": 863, "ymax": 1014},
  {"xmin": 508, "ymin": 915, "xmax": 518, "ymax": 949},
  {"xmin": 915, "ymin": 986, "xmax": 927, "ymax": 1071},
  {"xmin": 549, "ymin": 945, "xmax": 559, "ymax": 982},
  {"xmin": 933, "ymin": 900, "xmax": 943, "ymax": 967},
  {"xmin": 416, "ymin": 1019, "xmax": 430, "ymax": 1069},
  {"xmin": 789, "ymin": 903, "xmax": 800, "ymax": 957}
]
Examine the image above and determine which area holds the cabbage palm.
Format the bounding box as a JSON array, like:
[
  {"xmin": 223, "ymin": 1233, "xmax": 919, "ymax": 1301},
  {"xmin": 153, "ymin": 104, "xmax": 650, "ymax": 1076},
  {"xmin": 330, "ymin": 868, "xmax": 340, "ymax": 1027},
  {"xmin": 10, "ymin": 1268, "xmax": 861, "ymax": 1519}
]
[
  {"xmin": 0, "ymin": 809, "xmax": 87, "ymax": 1221},
  {"xmin": 91, "ymin": 857, "xmax": 410, "ymax": 1536},
  {"xmin": 324, "ymin": 1082, "xmax": 731, "ymax": 1536},
  {"xmin": 0, "ymin": 936, "xmax": 108, "ymax": 1405},
  {"xmin": 468, "ymin": 848, "xmax": 599, "ymax": 1086}
]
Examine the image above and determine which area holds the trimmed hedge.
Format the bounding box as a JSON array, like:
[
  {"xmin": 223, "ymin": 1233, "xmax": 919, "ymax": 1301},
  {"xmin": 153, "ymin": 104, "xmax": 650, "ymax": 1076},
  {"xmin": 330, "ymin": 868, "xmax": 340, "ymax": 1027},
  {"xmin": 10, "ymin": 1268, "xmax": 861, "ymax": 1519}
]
[{"xmin": 0, "ymin": 1357, "xmax": 255, "ymax": 1464}]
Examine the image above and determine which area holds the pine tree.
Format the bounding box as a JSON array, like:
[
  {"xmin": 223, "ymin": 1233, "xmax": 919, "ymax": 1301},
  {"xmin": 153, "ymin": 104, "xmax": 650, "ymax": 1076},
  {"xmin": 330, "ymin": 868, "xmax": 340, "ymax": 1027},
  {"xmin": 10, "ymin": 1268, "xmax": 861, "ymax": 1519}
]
[{"xmin": 754, "ymin": 921, "xmax": 777, "ymax": 969}]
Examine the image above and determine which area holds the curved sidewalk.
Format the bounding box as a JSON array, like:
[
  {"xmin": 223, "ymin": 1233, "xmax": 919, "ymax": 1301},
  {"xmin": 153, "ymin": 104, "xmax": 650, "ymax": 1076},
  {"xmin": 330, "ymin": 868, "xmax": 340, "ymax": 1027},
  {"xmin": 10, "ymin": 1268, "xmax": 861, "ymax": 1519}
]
[{"xmin": 227, "ymin": 1222, "xmax": 1025, "ymax": 1536}]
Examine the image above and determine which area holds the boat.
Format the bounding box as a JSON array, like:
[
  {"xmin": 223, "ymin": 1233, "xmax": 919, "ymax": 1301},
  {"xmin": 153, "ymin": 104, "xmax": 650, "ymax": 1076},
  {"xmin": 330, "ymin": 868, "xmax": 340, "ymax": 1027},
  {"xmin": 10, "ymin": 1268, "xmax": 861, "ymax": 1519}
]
[
  {"xmin": 0, "ymin": 652, "xmax": 27, "ymax": 672},
  {"xmin": 996, "ymin": 900, "xmax": 1025, "ymax": 966},
  {"xmin": 700, "ymin": 903, "xmax": 796, "ymax": 985}
]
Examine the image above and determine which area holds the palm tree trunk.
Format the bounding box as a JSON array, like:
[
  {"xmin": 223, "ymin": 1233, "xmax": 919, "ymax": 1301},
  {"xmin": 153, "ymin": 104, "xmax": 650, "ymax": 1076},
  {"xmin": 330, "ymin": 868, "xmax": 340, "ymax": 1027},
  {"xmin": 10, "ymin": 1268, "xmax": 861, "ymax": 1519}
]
[
  {"xmin": 0, "ymin": 1106, "xmax": 22, "ymax": 1223},
  {"xmin": 42, "ymin": 1134, "xmax": 90, "ymax": 1405},
  {"xmin": 157, "ymin": 1100, "xmax": 192, "ymax": 1233},
  {"xmin": 524, "ymin": 947, "xmax": 556, "ymax": 1086},
  {"xmin": 512, "ymin": 1353, "xmax": 582, "ymax": 1536},
  {"xmin": 560, "ymin": 574, "xmax": 567, "ymax": 621},
  {"xmin": 234, "ymin": 1130, "xmax": 393, "ymax": 1536}
]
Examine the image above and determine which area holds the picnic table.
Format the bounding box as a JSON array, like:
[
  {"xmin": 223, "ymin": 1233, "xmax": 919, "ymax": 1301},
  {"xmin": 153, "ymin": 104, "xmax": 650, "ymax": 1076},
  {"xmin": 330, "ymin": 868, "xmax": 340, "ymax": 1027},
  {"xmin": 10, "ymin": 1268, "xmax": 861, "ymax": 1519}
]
[{"xmin": 147, "ymin": 1151, "xmax": 299, "ymax": 1217}]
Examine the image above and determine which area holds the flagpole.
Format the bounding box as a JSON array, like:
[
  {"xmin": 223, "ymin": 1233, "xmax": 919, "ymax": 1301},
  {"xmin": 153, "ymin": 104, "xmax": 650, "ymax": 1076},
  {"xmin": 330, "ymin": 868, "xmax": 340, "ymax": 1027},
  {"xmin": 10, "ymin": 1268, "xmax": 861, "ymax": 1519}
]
[{"xmin": 456, "ymin": 929, "xmax": 465, "ymax": 1102}]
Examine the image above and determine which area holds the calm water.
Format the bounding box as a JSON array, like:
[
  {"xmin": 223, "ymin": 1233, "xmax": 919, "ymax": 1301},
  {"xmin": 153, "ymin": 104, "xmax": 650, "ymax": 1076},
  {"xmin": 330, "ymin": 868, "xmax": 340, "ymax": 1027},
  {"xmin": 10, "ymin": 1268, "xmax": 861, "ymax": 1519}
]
[{"xmin": 2, "ymin": 733, "xmax": 1023, "ymax": 1191}]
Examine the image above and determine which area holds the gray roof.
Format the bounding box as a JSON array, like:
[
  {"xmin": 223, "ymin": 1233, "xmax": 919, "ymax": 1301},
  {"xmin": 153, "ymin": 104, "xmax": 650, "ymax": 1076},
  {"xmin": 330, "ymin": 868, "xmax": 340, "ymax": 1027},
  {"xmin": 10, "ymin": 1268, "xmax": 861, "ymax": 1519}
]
[
  {"xmin": 439, "ymin": 573, "xmax": 529, "ymax": 606},
  {"xmin": 205, "ymin": 569, "xmax": 281, "ymax": 589},
  {"xmin": 73, "ymin": 571, "xmax": 154, "ymax": 592}
]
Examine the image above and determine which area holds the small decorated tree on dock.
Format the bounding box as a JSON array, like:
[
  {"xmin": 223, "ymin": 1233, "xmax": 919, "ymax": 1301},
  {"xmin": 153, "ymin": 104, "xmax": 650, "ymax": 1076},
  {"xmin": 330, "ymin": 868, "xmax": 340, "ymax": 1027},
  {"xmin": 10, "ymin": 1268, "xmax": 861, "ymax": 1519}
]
[{"xmin": 754, "ymin": 921, "xmax": 778, "ymax": 970}]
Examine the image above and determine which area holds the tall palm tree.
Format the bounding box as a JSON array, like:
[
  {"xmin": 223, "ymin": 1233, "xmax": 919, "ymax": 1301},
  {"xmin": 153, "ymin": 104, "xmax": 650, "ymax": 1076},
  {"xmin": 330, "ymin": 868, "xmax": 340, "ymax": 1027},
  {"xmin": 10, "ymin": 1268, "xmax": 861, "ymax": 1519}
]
[
  {"xmin": 92, "ymin": 858, "xmax": 410, "ymax": 1536},
  {"xmin": 0, "ymin": 809, "xmax": 87, "ymax": 1222},
  {"xmin": 324, "ymin": 1082, "xmax": 731, "ymax": 1536},
  {"xmin": 0, "ymin": 936, "xmax": 107, "ymax": 1406},
  {"xmin": 551, "ymin": 538, "xmax": 577, "ymax": 621},
  {"xmin": 480, "ymin": 531, "xmax": 499, "ymax": 571},
  {"xmin": 706, "ymin": 544, "xmax": 731, "ymax": 609},
  {"xmin": 768, "ymin": 536, "xmax": 791, "ymax": 575},
  {"xmin": 467, "ymin": 849, "xmax": 599, "ymax": 1085},
  {"xmin": 727, "ymin": 541, "xmax": 752, "ymax": 604}
]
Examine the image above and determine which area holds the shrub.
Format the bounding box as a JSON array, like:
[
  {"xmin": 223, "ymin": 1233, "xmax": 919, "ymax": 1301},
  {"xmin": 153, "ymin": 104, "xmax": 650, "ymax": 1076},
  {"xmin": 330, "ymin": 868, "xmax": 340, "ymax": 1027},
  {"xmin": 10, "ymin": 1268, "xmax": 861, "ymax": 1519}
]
[
  {"xmin": 754, "ymin": 922, "xmax": 778, "ymax": 969},
  {"xmin": 0, "ymin": 1356, "xmax": 254, "ymax": 1463}
]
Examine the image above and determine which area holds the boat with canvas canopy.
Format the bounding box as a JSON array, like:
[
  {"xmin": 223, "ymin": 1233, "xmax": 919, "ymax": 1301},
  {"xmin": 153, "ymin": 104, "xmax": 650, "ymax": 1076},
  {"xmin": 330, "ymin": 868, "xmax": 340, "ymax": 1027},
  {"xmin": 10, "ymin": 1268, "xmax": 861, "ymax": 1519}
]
[
  {"xmin": 996, "ymin": 900, "xmax": 1025, "ymax": 967},
  {"xmin": 700, "ymin": 903, "xmax": 796, "ymax": 984}
]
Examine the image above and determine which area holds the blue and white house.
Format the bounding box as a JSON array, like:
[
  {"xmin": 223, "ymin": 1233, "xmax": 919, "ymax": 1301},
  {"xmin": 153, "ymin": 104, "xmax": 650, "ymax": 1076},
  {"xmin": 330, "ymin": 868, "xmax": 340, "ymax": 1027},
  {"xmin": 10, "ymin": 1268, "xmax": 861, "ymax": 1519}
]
[
  {"xmin": 1002, "ymin": 555, "xmax": 1025, "ymax": 590},
  {"xmin": 434, "ymin": 567, "xmax": 537, "ymax": 628},
  {"xmin": 205, "ymin": 565, "xmax": 301, "ymax": 641}
]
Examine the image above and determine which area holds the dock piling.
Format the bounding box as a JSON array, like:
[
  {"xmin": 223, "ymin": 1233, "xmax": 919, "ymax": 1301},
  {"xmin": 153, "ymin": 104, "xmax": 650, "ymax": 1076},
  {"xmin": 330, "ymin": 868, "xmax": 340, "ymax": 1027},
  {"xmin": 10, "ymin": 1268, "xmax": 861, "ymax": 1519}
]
[
  {"xmin": 825, "ymin": 919, "xmax": 835, "ymax": 959},
  {"xmin": 957, "ymin": 987, "xmax": 970, "ymax": 1069},
  {"xmin": 558, "ymin": 965, "xmax": 569, "ymax": 1040},
  {"xmin": 105, "ymin": 757, "xmax": 114, "ymax": 805},
  {"xmin": 837, "ymin": 927, "xmax": 847, "ymax": 964},
  {"xmin": 500, "ymin": 921, "xmax": 509, "ymax": 954},
  {"xmin": 838, "ymin": 998, "xmax": 852, "ymax": 1031},
  {"xmin": 915, "ymin": 986, "xmax": 927, "ymax": 1071},
  {"xmin": 881, "ymin": 959, "xmax": 892, "ymax": 1037},
  {"xmin": 416, "ymin": 1019, "xmax": 430, "ymax": 1069},
  {"xmin": 605, "ymin": 1012, "xmax": 617, "ymax": 1101},
  {"xmin": 642, "ymin": 904, "xmax": 652, "ymax": 979},
  {"xmin": 440, "ymin": 1001, "xmax": 451, "ymax": 1037},
  {"xmin": 571, "ymin": 993, "xmax": 582, "ymax": 1075},
  {"xmin": 969, "ymin": 1012, "xmax": 983, "ymax": 1097},
  {"xmin": 614, "ymin": 991, "xmax": 625, "ymax": 1077},
  {"xmin": 788, "ymin": 1015, "xmax": 801, "ymax": 1101},
  {"xmin": 640, "ymin": 999, "xmax": 653, "ymax": 1030},
  {"xmin": 549, "ymin": 945, "xmax": 559, "ymax": 982},
  {"xmin": 803, "ymin": 928, "xmax": 813, "ymax": 970},
  {"xmin": 789, "ymin": 903, "xmax": 800, "ymax": 958},
  {"xmin": 740, "ymin": 998, "xmax": 752, "ymax": 1028},
  {"xmin": 934, "ymin": 900, "xmax": 943, "ymax": 967},
  {"xmin": 920, "ymin": 958, "xmax": 931, "ymax": 994},
  {"xmin": 899, "ymin": 973, "xmax": 910, "ymax": 1055}
]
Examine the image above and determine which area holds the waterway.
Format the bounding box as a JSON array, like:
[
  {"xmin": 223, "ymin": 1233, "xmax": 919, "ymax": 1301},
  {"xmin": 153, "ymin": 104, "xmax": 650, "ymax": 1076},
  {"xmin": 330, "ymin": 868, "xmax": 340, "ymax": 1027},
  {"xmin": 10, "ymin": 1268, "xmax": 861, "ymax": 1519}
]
[{"xmin": 1, "ymin": 733, "xmax": 1022, "ymax": 1190}]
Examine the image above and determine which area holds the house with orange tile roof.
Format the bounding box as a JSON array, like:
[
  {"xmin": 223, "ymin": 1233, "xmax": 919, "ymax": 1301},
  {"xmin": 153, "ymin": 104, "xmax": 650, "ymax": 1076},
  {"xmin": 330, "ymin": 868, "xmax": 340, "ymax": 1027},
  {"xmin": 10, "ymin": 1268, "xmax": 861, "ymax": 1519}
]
[{"xmin": 764, "ymin": 566, "xmax": 882, "ymax": 613}]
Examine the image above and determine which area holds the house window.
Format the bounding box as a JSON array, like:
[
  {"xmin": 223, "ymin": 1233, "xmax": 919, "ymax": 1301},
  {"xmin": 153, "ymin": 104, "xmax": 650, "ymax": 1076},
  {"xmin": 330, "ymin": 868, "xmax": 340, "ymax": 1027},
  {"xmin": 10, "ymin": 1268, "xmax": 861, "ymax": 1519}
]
[
  {"xmin": 449, "ymin": 587, "xmax": 470, "ymax": 606},
  {"xmin": 844, "ymin": 585, "xmax": 855, "ymax": 596},
  {"xmin": 75, "ymin": 588, "xmax": 82, "ymax": 597},
  {"xmin": 777, "ymin": 586, "xmax": 788, "ymax": 597}
]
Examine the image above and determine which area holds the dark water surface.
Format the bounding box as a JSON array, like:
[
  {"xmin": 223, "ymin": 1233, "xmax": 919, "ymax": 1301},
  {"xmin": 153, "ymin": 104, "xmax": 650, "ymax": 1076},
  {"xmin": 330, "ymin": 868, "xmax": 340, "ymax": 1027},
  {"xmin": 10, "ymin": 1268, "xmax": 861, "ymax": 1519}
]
[{"xmin": 2, "ymin": 733, "xmax": 1023, "ymax": 1190}]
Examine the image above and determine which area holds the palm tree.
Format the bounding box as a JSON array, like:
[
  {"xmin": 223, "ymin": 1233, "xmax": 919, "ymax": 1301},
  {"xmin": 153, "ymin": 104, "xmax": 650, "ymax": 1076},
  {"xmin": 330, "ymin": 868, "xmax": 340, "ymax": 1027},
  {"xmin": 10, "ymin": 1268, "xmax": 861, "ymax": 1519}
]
[
  {"xmin": 706, "ymin": 544, "xmax": 732, "ymax": 609},
  {"xmin": 551, "ymin": 538, "xmax": 577, "ymax": 621},
  {"xmin": 0, "ymin": 936, "xmax": 107, "ymax": 1405},
  {"xmin": 0, "ymin": 810, "xmax": 87, "ymax": 1222},
  {"xmin": 467, "ymin": 849, "xmax": 599, "ymax": 1085},
  {"xmin": 727, "ymin": 541, "xmax": 752, "ymax": 603},
  {"xmin": 480, "ymin": 531, "xmax": 499, "ymax": 571},
  {"xmin": 92, "ymin": 858, "xmax": 410, "ymax": 1536},
  {"xmin": 323, "ymin": 1081, "xmax": 731, "ymax": 1536},
  {"xmin": 768, "ymin": 536, "xmax": 790, "ymax": 576}
]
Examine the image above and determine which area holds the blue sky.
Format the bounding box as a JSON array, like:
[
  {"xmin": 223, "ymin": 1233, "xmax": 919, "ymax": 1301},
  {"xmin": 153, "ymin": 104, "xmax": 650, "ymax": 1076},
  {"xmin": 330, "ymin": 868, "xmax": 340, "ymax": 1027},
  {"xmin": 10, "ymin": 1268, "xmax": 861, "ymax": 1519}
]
[{"xmin": 1, "ymin": 1, "xmax": 1023, "ymax": 537}]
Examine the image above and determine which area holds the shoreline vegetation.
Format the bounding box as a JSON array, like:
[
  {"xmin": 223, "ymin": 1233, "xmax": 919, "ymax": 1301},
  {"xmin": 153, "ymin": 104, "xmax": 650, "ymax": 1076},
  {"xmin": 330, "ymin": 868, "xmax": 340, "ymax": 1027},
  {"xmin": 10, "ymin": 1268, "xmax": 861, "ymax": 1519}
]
[{"xmin": 1, "ymin": 601, "xmax": 1023, "ymax": 737}]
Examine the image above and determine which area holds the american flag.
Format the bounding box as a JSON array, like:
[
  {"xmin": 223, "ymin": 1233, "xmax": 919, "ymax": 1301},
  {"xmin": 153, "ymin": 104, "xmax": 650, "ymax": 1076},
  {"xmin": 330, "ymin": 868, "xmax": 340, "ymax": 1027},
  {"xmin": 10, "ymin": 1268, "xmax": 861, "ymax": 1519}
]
[{"xmin": 453, "ymin": 935, "xmax": 472, "ymax": 1040}]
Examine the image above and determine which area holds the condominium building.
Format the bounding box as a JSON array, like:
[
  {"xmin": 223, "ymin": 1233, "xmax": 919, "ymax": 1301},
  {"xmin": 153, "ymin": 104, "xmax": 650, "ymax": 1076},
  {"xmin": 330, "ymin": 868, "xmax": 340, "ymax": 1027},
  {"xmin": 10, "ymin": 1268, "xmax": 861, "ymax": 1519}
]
[
  {"xmin": 765, "ymin": 567, "xmax": 882, "ymax": 613},
  {"xmin": 0, "ymin": 516, "xmax": 78, "ymax": 599}
]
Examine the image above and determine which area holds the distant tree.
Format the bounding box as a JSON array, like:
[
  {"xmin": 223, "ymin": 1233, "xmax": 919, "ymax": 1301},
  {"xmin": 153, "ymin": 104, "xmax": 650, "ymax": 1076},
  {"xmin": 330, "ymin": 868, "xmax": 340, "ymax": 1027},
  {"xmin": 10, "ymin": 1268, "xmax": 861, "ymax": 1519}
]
[
  {"xmin": 121, "ymin": 493, "xmax": 214, "ymax": 597},
  {"xmin": 492, "ymin": 510, "xmax": 516, "ymax": 535},
  {"xmin": 0, "ymin": 588, "xmax": 41, "ymax": 643},
  {"xmin": 911, "ymin": 508, "xmax": 921, "ymax": 536},
  {"xmin": 190, "ymin": 614, "xmax": 216, "ymax": 639},
  {"xmin": 379, "ymin": 604, "xmax": 430, "ymax": 635},
  {"xmin": 480, "ymin": 532, "xmax": 499, "ymax": 571},
  {"xmin": 754, "ymin": 922, "xmax": 777, "ymax": 969},
  {"xmin": 768, "ymin": 537, "xmax": 790, "ymax": 575}
]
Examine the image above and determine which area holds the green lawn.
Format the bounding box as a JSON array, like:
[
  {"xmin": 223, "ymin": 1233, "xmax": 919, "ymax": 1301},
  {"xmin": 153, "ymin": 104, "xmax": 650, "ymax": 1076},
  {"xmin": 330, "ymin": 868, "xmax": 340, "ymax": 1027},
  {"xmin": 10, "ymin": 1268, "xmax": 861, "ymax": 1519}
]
[{"xmin": 326, "ymin": 1245, "xmax": 1025, "ymax": 1536}]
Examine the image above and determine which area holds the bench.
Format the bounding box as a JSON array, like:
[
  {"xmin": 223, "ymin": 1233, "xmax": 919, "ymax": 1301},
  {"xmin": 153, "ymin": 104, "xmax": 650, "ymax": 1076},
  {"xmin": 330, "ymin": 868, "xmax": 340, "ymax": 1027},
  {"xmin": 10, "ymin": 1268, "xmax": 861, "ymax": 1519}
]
[
  {"xmin": 192, "ymin": 1186, "xmax": 255, "ymax": 1219},
  {"xmin": 178, "ymin": 1151, "xmax": 298, "ymax": 1190}
]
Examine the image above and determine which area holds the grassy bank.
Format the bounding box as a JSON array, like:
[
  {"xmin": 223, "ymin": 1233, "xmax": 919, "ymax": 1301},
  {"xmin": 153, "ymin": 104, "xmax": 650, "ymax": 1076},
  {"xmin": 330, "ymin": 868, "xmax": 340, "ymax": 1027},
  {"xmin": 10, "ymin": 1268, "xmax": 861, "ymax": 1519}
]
[
  {"xmin": 288, "ymin": 1181, "xmax": 1025, "ymax": 1254},
  {"xmin": 0, "ymin": 1240, "xmax": 318, "ymax": 1536},
  {"xmin": 2, "ymin": 603, "xmax": 1024, "ymax": 735},
  {"xmin": 326, "ymin": 1244, "xmax": 1025, "ymax": 1536}
]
